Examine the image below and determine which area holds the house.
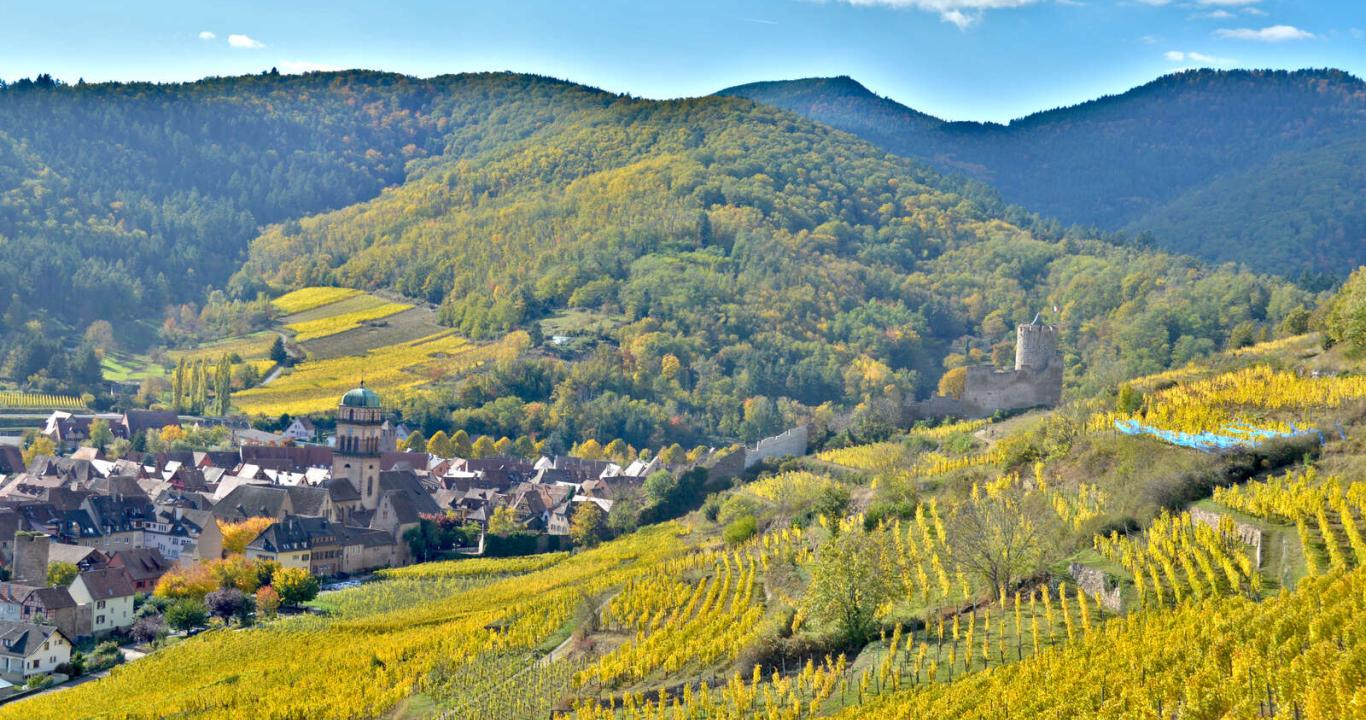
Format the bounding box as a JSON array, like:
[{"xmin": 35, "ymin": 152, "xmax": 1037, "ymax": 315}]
[
  {"xmin": 233, "ymin": 428, "xmax": 287, "ymax": 447},
  {"xmin": 337, "ymin": 527, "xmax": 396, "ymax": 575},
  {"xmin": 46, "ymin": 543, "xmax": 108, "ymax": 572},
  {"xmin": 212, "ymin": 484, "xmax": 331, "ymax": 523},
  {"xmin": 142, "ymin": 505, "xmax": 222, "ymax": 565},
  {"xmin": 245, "ymin": 516, "xmax": 343, "ymax": 575},
  {"xmin": 68, "ymin": 569, "xmax": 136, "ymax": 636},
  {"xmin": 79, "ymin": 494, "xmax": 154, "ymax": 553},
  {"xmin": 0, "ymin": 622, "xmax": 72, "ymax": 682},
  {"xmin": 41, "ymin": 411, "xmax": 92, "ymax": 449},
  {"xmin": 0, "ymin": 583, "xmax": 39, "ymax": 623},
  {"xmin": 283, "ymin": 417, "xmax": 316, "ymax": 443},
  {"xmin": 121, "ymin": 410, "xmax": 180, "ymax": 440},
  {"xmin": 106, "ymin": 548, "xmax": 172, "ymax": 594},
  {"xmin": 20, "ymin": 587, "xmax": 86, "ymax": 642}
]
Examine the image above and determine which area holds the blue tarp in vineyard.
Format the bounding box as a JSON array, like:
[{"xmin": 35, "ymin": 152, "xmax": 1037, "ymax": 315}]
[{"xmin": 1113, "ymin": 419, "xmax": 1324, "ymax": 452}]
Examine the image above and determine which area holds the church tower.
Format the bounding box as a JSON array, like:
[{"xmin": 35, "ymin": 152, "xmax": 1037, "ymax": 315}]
[{"xmin": 331, "ymin": 382, "xmax": 392, "ymax": 511}]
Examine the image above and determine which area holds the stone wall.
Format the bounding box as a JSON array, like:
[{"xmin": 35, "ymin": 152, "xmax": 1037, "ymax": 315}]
[
  {"xmin": 1190, "ymin": 507, "xmax": 1264, "ymax": 568},
  {"xmin": 744, "ymin": 426, "xmax": 809, "ymax": 469},
  {"xmin": 961, "ymin": 363, "xmax": 1063, "ymax": 413},
  {"xmin": 1068, "ymin": 562, "xmax": 1124, "ymax": 613}
]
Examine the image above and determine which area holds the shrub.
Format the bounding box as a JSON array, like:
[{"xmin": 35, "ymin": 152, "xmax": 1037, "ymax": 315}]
[{"xmin": 722, "ymin": 515, "xmax": 757, "ymax": 545}]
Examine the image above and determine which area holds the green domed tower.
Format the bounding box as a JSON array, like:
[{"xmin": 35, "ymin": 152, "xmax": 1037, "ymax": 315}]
[{"xmin": 332, "ymin": 381, "xmax": 393, "ymax": 510}]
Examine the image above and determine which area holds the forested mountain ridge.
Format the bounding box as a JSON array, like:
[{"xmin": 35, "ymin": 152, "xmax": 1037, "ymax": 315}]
[
  {"xmin": 719, "ymin": 69, "xmax": 1366, "ymax": 279},
  {"xmin": 0, "ymin": 70, "xmax": 457, "ymax": 327},
  {"xmin": 233, "ymin": 73, "xmax": 1312, "ymax": 446}
]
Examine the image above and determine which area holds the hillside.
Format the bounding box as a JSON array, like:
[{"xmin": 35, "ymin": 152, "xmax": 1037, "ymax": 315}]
[
  {"xmin": 228, "ymin": 73, "xmax": 1312, "ymax": 447},
  {"xmin": 9, "ymin": 330, "xmax": 1366, "ymax": 720},
  {"xmin": 719, "ymin": 69, "xmax": 1366, "ymax": 279}
]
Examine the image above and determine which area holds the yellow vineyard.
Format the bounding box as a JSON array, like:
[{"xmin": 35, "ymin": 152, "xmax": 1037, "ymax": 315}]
[
  {"xmin": 0, "ymin": 391, "xmax": 85, "ymax": 409},
  {"xmin": 233, "ymin": 330, "xmax": 529, "ymax": 416},
  {"xmin": 285, "ymin": 301, "xmax": 412, "ymax": 342},
  {"xmin": 270, "ymin": 286, "xmax": 363, "ymax": 315}
]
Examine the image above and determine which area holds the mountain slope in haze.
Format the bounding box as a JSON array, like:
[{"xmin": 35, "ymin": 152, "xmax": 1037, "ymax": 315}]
[
  {"xmin": 235, "ymin": 72, "xmax": 1310, "ymax": 445},
  {"xmin": 719, "ymin": 70, "xmax": 1366, "ymax": 279}
]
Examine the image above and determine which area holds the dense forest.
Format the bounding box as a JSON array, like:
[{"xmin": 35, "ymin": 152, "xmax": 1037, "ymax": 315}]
[
  {"xmin": 0, "ymin": 70, "xmax": 455, "ymax": 329},
  {"xmin": 720, "ymin": 69, "xmax": 1366, "ymax": 279},
  {"xmin": 232, "ymin": 73, "xmax": 1313, "ymax": 447}
]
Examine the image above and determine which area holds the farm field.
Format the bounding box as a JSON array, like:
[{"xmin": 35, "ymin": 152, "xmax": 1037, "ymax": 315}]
[{"xmin": 233, "ymin": 330, "xmax": 529, "ymax": 416}]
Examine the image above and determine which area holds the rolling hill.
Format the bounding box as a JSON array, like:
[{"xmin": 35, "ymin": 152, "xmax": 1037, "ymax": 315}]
[
  {"xmin": 719, "ymin": 69, "xmax": 1366, "ymax": 280},
  {"xmin": 0, "ymin": 70, "xmax": 1319, "ymax": 449}
]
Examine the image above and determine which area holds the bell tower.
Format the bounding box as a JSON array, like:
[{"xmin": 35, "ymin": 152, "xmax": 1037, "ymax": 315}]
[{"xmin": 331, "ymin": 382, "xmax": 392, "ymax": 510}]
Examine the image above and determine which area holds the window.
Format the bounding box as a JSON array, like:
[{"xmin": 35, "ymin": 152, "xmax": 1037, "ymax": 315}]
[
  {"xmin": 97, "ymin": 615, "xmax": 105, "ymax": 625},
  {"xmin": 97, "ymin": 600, "xmax": 106, "ymax": 609}
]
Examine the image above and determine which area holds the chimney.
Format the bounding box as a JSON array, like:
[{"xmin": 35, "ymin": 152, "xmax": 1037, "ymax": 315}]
[{"xmin": 13, "ymin": 532, "xmax": 51, "ymax": 586}]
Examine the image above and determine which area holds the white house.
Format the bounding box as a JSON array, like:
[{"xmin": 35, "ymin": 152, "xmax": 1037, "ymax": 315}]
[
  {"xmin": 68, "ymin": 569, "xmax": 135, "ymax": 636},
  {"xmin": 283, "ymin": 417, "xmax": 316, "ymax": 443},
  {"xmin": 0, "ymin": 622, "xmax": 71, "ymax": 682}
]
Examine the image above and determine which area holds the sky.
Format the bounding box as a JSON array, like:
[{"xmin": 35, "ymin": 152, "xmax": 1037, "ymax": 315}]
[{"xmin": 0, "ymin": 0, "xmax": 1361, "ymax": 122}]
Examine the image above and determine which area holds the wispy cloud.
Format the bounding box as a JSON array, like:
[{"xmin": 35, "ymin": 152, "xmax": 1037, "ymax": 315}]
[
  {"xmin": 1198, "ymin": 0, "xmax": 1261, "ymax": 6},
  {"xmin": 278, "ymin": 61, "xmax": 342, "ymax": 74},
  {"xmin": 197, "ymin": 31, "xmax": 216, "ymax": 41},
  {"xmin": 1138, "ymin": 34, "xmax": 1162, "ymax": 44},
  {"xmin": 834, "ymin": 0, "xmax": 1039, "ymax": 29},
  {"xmin": 744, "ymin": 18, "xmax": 780, "ymax": 25},
  {"xmin": 1215, "ymin": 25, "xmax": 1314, "ymax": 41},
  {"xmin": 227, "ymin": 34, "xmax": 265, "ymax": 49},
  {"xmin": 1242, "ymin": 7, "xmax": 1267, "ymax": 15},
  {"xmin": 1135, "ymin": 0, "xmax": 1172, "ymax": 6},
  {"xmin": 1193, "ymin": 10, "xmax": 1235, "ymax": 20},
  {"xmin": 1164, "ymin": 50, "xmax": 1237, "ymax": 65}
]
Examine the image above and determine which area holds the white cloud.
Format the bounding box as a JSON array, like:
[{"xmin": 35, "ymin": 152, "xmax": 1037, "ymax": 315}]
[
  {"xmin": 198, "ymin": 31, "xmax": 216, "ymax": 41},
  {"xmin": 1164, "ymin": 50, "xmax": 1237, "ymax": 65},
  {"xmin": 834, "ymin": 0, "xmax": 1039, "ymax": 28},
  {"xmin": 1194, "ymin": 10, "xmax": 1235, "ymax": 20},
  {"xmin": 1198, "ymin": 0, "xmax": 1261, "ymax": 5},
  {"xmin": 1242, "ymin": 7, "xmax": 1267, "ymax": 15},
  {"xmin": 1135, "ymin": 0, "xmax": 1172, "ymax": 6},
  {"xmin": 1215, "ymin": 25, "xmax": 1315, "ymax": 41},
  {"xmin": 278, "ymin": 61, "xmax": 343, "ymax": 74},
  {"xmin": 1138, "ymin": 34, "xmax": 1162, "ymax": 44},
  {"xmin": 227, "ymin": 34, "xmax": 265, "ymax": 49}
]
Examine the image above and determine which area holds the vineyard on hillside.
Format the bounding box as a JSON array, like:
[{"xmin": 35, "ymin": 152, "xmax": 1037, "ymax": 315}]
[
  {"xmin": 0, "ymin": 390, "xmax": 85, "ymax": 410},
  {"xmin": 234, "ymin": 330, "xmax": 529, "ymax": 416}
]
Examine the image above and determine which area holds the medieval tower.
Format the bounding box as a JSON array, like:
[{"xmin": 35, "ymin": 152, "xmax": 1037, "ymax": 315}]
[
  {"xmin": 1015, "ymin": 313, "xmax": 1058, "ymax": 372},
  {"xmin": 332, "ymin": 383, "xmax": 393, "ymax": 511}
]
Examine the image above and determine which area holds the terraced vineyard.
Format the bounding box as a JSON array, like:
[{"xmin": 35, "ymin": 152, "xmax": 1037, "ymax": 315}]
[
  {"xmin": 285, "ymin": 297, "xmax": 413, "ymax": 342},
  {"xmin": 234, "ymin": 330, "xmax": 529, "ymax": 416}
]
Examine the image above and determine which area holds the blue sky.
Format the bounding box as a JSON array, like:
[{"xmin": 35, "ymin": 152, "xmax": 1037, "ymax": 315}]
[{"xmin": 0, "ymin": 0, "xmax": 1361, "ymax": 122}]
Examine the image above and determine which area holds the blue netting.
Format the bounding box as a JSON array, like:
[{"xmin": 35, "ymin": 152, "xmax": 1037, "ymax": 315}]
[{"xmin": 1113, "ymin": 419, "xmax": 1324, "ymax": 452}]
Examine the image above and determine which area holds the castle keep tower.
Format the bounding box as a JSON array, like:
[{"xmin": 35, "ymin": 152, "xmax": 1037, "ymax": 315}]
[
  {"xmin": 13, "ymin": 532, "xmax": 51, "ymax": 586},
  {"xmin": 1015, "ymin": 313, "xmax": 1058, "ymax": 372},
  {"xmin": 331, "ymin": 383, "xmax": 393, "ymax": 510}
]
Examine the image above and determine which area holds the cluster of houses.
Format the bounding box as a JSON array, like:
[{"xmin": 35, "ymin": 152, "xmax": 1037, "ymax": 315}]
[{"xmin": 0, "ymin": 385, "xmax": 678, "ymax": 685}]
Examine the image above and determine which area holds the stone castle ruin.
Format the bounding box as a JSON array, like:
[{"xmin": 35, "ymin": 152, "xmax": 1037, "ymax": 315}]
[{"xmin": 910, "ymin": 314, "xmax": 1064, "ymax": 420}]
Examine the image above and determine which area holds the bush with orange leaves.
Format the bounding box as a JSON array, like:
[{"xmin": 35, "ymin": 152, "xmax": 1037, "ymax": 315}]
[
  {"xmin": 154, "ymin": 555, "xmax": 279, "ymax": 602},
  {"xmin": 218, "ymin": 517, "xmax": 273, "ymax": 555}
]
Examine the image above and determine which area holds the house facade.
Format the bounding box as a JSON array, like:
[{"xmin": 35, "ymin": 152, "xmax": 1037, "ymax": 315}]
[
  {"xmin": 0, "ymin": 622, "xmax": 72, "ymax": 682},
  {"xmin": 68, "ymin": 569, "xmax": 135, "ymax": 636}
]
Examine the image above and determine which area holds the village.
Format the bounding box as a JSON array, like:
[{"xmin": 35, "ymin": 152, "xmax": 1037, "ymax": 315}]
[{"xmin": 0, "ymin": 381, "xmax": 816, "ymax": 699}]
